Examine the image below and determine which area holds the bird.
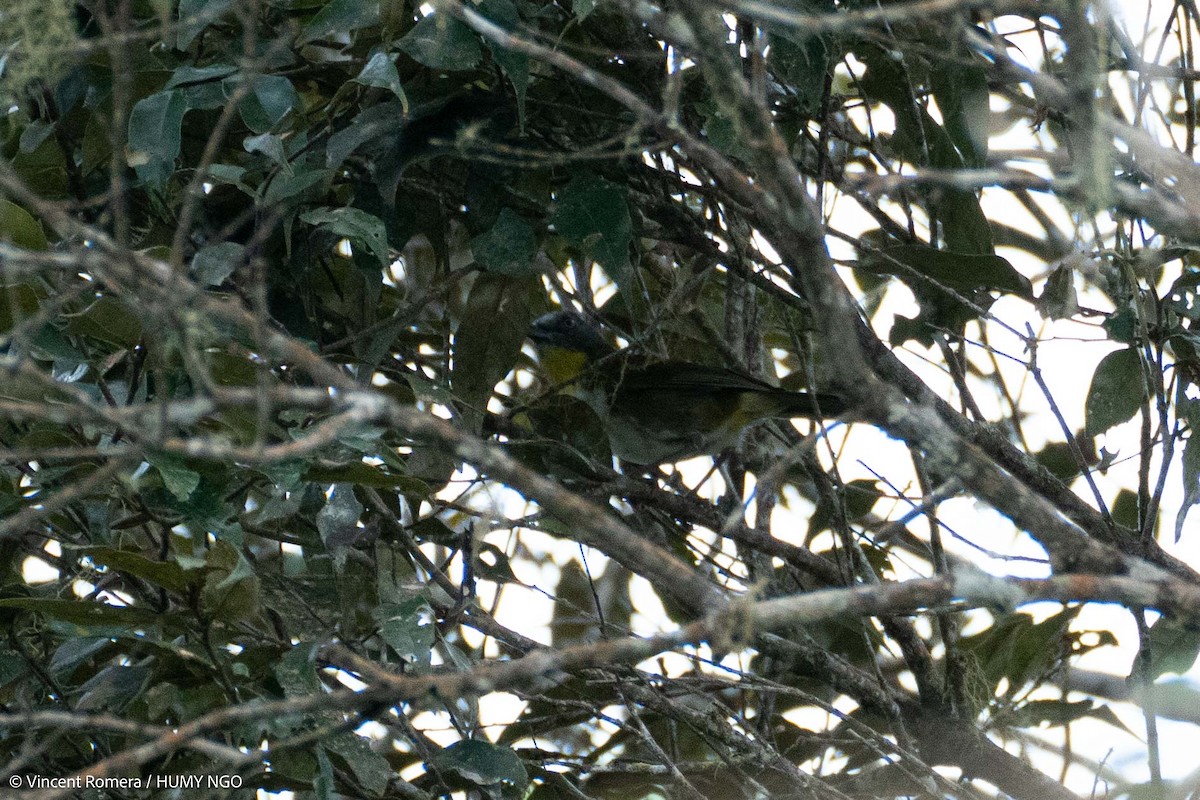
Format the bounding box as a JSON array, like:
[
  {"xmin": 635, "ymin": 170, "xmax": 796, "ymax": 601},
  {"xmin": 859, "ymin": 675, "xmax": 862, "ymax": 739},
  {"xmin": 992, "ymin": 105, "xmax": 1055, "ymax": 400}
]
[{"xmin": 526, "ymin": 310, "xmax": 849, "ymax": 466}]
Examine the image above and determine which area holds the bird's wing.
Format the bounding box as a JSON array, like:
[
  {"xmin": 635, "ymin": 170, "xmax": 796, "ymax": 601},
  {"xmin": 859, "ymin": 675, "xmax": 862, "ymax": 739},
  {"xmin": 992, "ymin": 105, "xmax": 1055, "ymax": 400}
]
[
  {"xmin": 611, "ymin": 359, "xmax": 850, "ymax": 418},
  {"xmin": 611, "ymin": 360, "xmax": 780, "ymax": 394}
]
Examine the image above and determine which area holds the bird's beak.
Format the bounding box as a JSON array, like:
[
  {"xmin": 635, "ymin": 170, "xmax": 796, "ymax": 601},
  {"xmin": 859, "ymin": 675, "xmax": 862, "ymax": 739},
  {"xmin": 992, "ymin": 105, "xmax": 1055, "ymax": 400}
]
[{"xmin": 527, "ymin": 313, "xmax": 557, "ymax": 344}]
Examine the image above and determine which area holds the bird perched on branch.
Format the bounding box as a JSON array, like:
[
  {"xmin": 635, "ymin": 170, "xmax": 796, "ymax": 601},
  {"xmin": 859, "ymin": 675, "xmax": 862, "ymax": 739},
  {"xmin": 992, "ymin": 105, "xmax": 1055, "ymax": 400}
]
[{"xmin": 527, "ymin": 310, "xmax": 849, "ymax": 466}]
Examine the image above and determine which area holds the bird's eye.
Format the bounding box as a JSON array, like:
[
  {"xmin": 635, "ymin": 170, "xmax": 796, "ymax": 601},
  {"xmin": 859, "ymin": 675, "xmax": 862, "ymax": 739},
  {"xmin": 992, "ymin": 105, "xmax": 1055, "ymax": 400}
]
[{"xmin": 562, "ymin": 316, "xmax": 575, "ymax": 329}]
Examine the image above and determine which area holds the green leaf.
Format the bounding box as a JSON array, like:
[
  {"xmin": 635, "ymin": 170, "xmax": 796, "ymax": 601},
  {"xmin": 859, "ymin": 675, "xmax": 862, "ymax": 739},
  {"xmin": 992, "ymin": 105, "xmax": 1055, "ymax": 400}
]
[
  {"xmin": 19, "ymin": 121, "xmax": 56, "ymax": 154},
  {"xmin": 276, "ymin": 642, "xmax": 322, "ymax": 697},
  {"xmin": 1165, "ymin": 268, "xmax": 1200, "ymax": 321},
  {"xmin": 324, "ymin": 733, "xmax": 393, "ymax": 797},
  {"xmin": 551, "ymin": 173, "xmax": 632, "ymax": 284},
  {"xmin": 205, "ymin": 163, "xmax": 250, "ymax": 191},
  {"xmin": 64, "ymin": 296, "xmax": 143, "ymax": 347},
  {"xmin": 478, "ymin": 0, "xmax": 528, "ymax": 123},
  {"xmin": 857, "ymin": 44, "xmax": 993, "ymax": 255},
  {"xmin": 177, "ymin": 0, "xmax": 233, "ymax": 49},
  {"xmin": 452, "ymin": 273, "xmax": 539, "ymax": 432},
  {"xmin": 1110, "ymin": 488, "xmax": 1140, "ymax": 530},
  {"xmin": 0, "ymin": 598, "xmax": 160, "ymax": 630},
  {"xmin": 191, "ymin": 241, "xmax": 245, "ymax": 286},
  {"xmin": 808, "ymin": 479, "xmax": 883, "ymax": 536},
  {"xmin": 472, "ymin": 208, "xmax": 537, "ymax": 275},
  {"xmin": 550, "ymin": 560, "xmax": 598, "ymax": 649},
  {"xmin": 128, "ymin": 89, "xmax": 188, "ymax": 189},
  {"xmin": 1037, "ymin": 263, "xmax": 1079, "ymax": 320},
  {"xmin": 475, "ymin": 542, "xmax": 518, "ymax": 584},
  {"xmin": 303, "ymin": 462, "xmax": 428, "ymax": 493},
  {"xmin": 48, "ymin": 637, "xmax": 112, "ymax": 675},
  {"xmin": 497, "ymin": 677, "xmax": 604, "ymax": 746},
  {"xmin": 1009, "ymin": 699, "xmax": 1098, "ymax": 728},
  {"xmin": 0, "ymin": 283, "xmax": 42, "ymax": 333},
  {"xmin": 863, "ymin": 245, "xmax": 1031, "ymax": 296},
  {"xmin": 262, "ymin": 168, "xmax": 333, "ymax": 204},
  {"xmin": 351, "ymin": 52, "xmax": 407, "ymax": 106},
  {"xmin": 271, "ymin": 749, "xmax": 319, "ymax": 784},
  {"xmin": 315, "ymin": 484, "xmax": 364, "ymax": 548},
  {"xmin": 315, "ymin": 744, "xmax": 335, "ymax": 800},
  {"xmin": 767, "ymin": 30, "xmax": 830, "ymax": 116},
  {"xmin": 1143, "ymin": 615, "xmax": 1200, "ymax": 679},
  {"xmin": 698, "ymin": 99, "xmax": 750, "ymax": 163},
  {"xmin": 1085, "ymin": 348, "xmax": 1148, "ymax": 435},
  {"xmin": 929, "ymin": 60, "xmax": 989, "ymax": 168},
  {"xmin": 430, "ymin": 740, "xmax": 529, "ymax": 794},
  {"xmin": 165, "ymin": 63, "xmax": 239, "ymax": 109},
  {"xmin": 9, "ymin": 124, "xmax": 70, "ymax": 197},
  {"xmin": 77, "ymin": 664, "xmax": 152, "ymax": 712},
  {"xmin": 238, "ymin": 75, "xmax": 299, "ymax": 134},
  {"xmin": 858, "ymin": 44, "xmax": 965, "ymax": 171},
  {"xmin": 960, "ymin": 609, "xmax": 1076, "ymax": 693},
  {"xmin": 300, "ymin": 207, "xmax": 390, "ymax": 268},
  {"xmin": 374, "ymin": 597, "xmax": 435, "ymax": 666},
  {"xmin": 300, "ymin": 0, "xmax": 381, "ymax": 43},
  {"xmin": 75, "ymin": 547, "xmax": 196, "ymax": 594},
  {"xmin": 165, "ymin": 63, "xmax": 239, "ymax": 89},
  {"xmin": 1081, "ymin": 702, "xmax": 1136, "ymax": 735},
  {"xmin": 937, "ymin": 190, "xmax": 995, "ymax": 256},
  {"xmin": 149, "ymin": 453, "xmax": 202, "ymax": 501},
  {"xmin": 0, "ymin": 648, "xmax": 27, "ymax": 687},
  {"xmin": 843, "ymin": 479, "xmax": 883, "ymax": 521},
  {"xmin": 1103, "ymin": 306, "xmax": 1138, "ymax": 344},
  {"xmin": 0, "ymin": 199, "xmax": 49, "ymax": 250},
  {"xmin": 1176, "ymin": 433, "xmax": 1200, "ymax": 542},
  {"xmin": 244, "ymin": 132, "xmax": 292, "ymax": 173},
  {"xmin": 202, "ymin": 540, "xmax": 261, "ymax": 621},
  {"xmin": 410, "ymin": 517, "xmax": 458, "ymax": 545},
  {"xmin": 399, "ymin": 14, "xmax": 482, "ymax": 71},
  {"xmin": 571, "ymin": 0, "xmax": 595, "ymax": 20},
  {"xmin": 326, "ymin": 101, "xmax": 404, "ymax": 169}
]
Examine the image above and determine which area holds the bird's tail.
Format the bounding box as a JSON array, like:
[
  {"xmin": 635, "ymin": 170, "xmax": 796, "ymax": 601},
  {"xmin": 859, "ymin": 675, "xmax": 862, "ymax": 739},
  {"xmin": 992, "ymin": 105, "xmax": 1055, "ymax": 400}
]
[{"xmin": 777, "ymin": 390, "xmax": 851, "ymax": 419}]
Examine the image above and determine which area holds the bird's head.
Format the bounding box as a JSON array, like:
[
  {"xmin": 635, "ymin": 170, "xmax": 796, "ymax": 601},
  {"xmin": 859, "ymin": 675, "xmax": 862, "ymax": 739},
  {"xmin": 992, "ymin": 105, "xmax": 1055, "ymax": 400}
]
[{"xmin": 528, "ymin": 311, "xmax": 615, "ymax": 385}]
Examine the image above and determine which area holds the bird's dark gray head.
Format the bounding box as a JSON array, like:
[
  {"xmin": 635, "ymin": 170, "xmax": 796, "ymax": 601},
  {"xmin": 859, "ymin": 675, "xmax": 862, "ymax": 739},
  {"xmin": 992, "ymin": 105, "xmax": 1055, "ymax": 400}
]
[{"xmin": 528, "ymin": 311, "xmax": 614, "ymax": 360}]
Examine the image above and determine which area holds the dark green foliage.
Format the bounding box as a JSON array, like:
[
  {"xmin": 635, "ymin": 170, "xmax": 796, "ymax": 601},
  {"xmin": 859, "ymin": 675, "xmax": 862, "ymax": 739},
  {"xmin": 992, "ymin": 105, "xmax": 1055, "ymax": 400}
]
[{"xmin": 0, "ymin": 0, "xmax": 1194, "ymax": 797}]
